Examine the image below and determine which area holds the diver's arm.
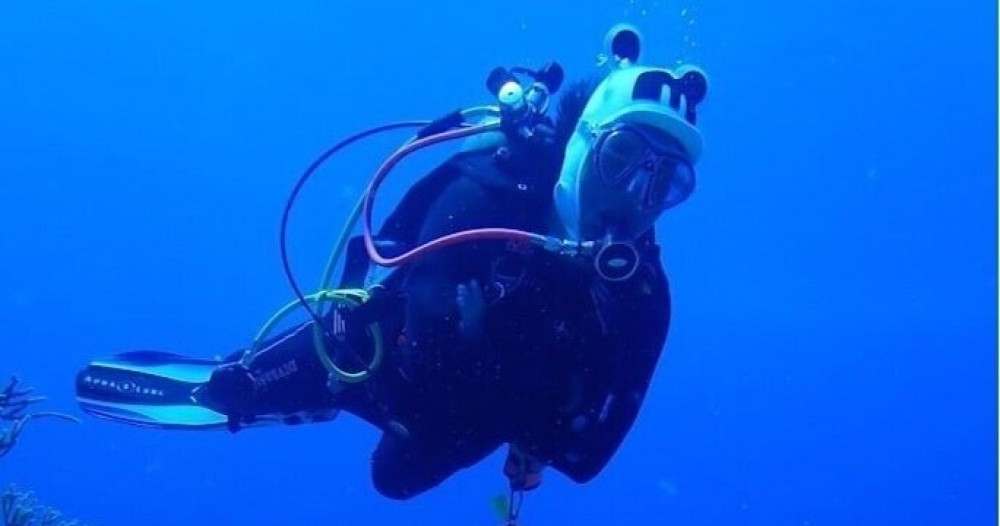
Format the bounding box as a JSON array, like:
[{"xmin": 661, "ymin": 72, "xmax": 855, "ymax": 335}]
[
  {"xmin": 561, "ymin": 339, "xmax": 664, "ymax": 482},
  {"xmin": 551, "ymin": 260, "xmax": 671, "ymax": 483},
  {"xmin": 396, "ymin": 171, "xmax": 505, "ymax": 383},
  {"xmin": 398, "ymin": 252, "xmax": 490, "ymax": 384}
]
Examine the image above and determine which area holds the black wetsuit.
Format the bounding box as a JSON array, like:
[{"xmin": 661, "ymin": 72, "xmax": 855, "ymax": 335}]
[
  {"xmin": 210, "ymin": 141, "xmax": 672, "ymax": 500},
  {"xmin": 383, "ymin": 140, "xmax": 672, "ymax": 495},
  {"xmin": 363, "ymin": 141, "xmax": 564, "ymax": 499}
]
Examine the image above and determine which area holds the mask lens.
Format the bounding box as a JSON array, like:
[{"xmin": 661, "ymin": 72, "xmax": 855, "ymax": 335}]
[
  {"xmin": 647, "ymin": 156, "xmax": 695, "ymax": 210},
  {"xmin": 594, "ymin": 123, "xmax": 696, "ymax": 210},
  {"xmin": 596, "ymin": 129, "xmax": 648, "ymax": 185}
]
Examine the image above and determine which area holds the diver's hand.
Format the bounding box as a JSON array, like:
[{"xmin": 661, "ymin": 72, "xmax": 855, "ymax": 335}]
[{"xmin": 456, "ymin": 279, "xmax": 486, "ymax": 342}]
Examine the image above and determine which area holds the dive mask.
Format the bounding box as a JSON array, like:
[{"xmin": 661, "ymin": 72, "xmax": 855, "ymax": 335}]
[
  {"xmin": 554, "ymin": 63, "xmax": 708, "ymax": 242},
  {"xmin": 590, "ymin": 121, "xmax": 695, "ymax": 213}
]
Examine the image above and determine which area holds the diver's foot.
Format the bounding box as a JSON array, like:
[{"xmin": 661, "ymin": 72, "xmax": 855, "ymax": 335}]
[
  {"xmin": 193, "ymin": 363, "xmax": 257, "ymax": 416},
  {"xmin": 456, "ymin": 279, "xmax": 486, "ymax": 341}
]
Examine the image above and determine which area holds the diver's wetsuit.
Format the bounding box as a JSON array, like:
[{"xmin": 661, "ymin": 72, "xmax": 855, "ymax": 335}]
[
  {"xmin": 505, "ymin": 242, "xmax": 671, "ymax": 484},
  {"xmin": 363, "ymin": 141, "xmax": 564, "ymax": 499},
  {"xmin": 361, "ymin": 140, "xmax": 671, "ymax": 497},
  {"xmin": 206, "ymin": 130, "xmax": 672, "ymax": 500}
]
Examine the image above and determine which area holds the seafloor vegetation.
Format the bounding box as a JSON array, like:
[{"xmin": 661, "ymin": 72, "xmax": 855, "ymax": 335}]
[
  {"xmin": 1, "ymin": 377, "xmax": 85, "ymax": 526},
  {"xmin": 2, "ymin": 486, "xmax": 85, "ymax": 526}
]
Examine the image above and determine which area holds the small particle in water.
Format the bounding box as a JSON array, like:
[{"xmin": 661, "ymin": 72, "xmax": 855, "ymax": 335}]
[
  {"xmin": 657, "ymin": 478, "xmax": 679, "ymax": 497},
  {"xmin": 680, "ymin": 7, "xmax": 688, "ymax": 17}
]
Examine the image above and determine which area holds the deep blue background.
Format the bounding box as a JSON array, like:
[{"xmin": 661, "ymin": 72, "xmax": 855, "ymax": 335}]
[{"xmin": 1, "ymin": 1, "xmax": 996, "ymax": 525}]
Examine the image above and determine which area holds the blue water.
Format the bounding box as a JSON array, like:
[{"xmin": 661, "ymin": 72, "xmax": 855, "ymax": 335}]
[{"xmin": 1, "ymin": 1, "xmax": 995, "ymax": 525}]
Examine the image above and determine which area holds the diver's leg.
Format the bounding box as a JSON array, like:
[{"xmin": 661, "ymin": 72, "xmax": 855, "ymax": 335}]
[
  {"xmin": 197, "ymin": 321, "xmax": 338, "ymax": 428},
  {"xmin": 199, "ymin": 313, "xmax": 389, "ymax": 431},
  {"xmin": 369, "ymin": 429, "xmax": 500, "ymax": 500},
  {"xmin": 76, "ymin": 297, "xmax": 398, "ymax": 432},
  {"xmin": 75, "ymin": 320, "xmax": 343, "ymax": 432}
]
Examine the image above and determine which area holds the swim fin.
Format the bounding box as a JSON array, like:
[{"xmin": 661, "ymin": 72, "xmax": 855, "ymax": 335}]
[{"xmin": 75, "ymin": 350, "xmax": 230, "ymax": 430}]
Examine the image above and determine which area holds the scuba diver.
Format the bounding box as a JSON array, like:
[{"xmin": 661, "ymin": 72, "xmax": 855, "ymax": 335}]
[{"xmin": 74, "ymin": 24, "xmax": 709, "ymax": 511}]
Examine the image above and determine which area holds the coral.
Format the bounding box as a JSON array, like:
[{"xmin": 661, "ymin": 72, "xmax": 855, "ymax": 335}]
[
  {"xmin": 2, "ymin": 486, "xmax": 84, "ymax": 526},
  {"xmin": 0, "ymin": 377, "xmax": 78, "ymax": 458},
  {"xmin": 2, "ymin": 378, "xmax": 88, "ymax": 524}
]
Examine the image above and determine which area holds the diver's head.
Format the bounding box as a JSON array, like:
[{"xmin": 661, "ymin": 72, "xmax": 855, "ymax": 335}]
[{"xmin": 554, "ymin": 60, "xmax": 708, "ymax": 242}]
